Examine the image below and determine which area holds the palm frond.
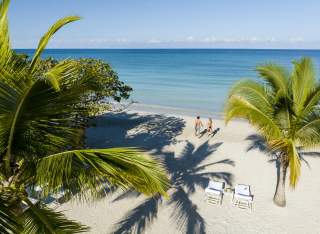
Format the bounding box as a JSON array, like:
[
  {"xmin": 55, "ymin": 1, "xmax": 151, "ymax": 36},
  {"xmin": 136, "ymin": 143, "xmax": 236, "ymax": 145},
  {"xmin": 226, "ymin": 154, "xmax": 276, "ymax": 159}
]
[
  {"xmin": 0, "ymin": 196, "xmax": 21, "ymax": 234},
  {"xmin": 295, "ymin": 111, "xmax": 320, "ymax": 148},
  {"xmin": 288, "ymin": 141, "xmax": 301, "ymax": 187},
  {"xmin": 6, "ymin": 78, "xmax": 93, "ymax": 159},
  {"xmin": 36, "ymin": 148, "xmax": 170, "ymax": 199},
  {"xmin": 22, "ymin": 200, "xmax": 88, "ymax": 234},
  {"xmin": 225, "ymin": 95, "xmax": 281, "ymax": 140},
  {"xmin": 0, "ymin": 0, "xmax": 12, "ymax": 67},
  {"xmin": 0, "ymin": 74, "xmax": 31, "ymax": 175},
  {"xmin": 256, "ymin": 63, "xmax": 289, "ymax": 95},
  {"xmin": 295, "ymin": 85, "xmax": 320, "ymax": 122},
  {"xmin": 227, "ymin": 79, "xmax": 274, "ymax": 114},
  {"xmin": 30, "ymin": 16, "xmax": 81, "ymax": 73},
  {"xmin": 269, "ymin": 139, "xmax": 301, "ymax": 187},
  {"xmin": 43, "ymin": 60, "xmax": 78, "ymax": 91},
  {"xmin": 292, "ymin": 57, "xmax": 316, "ymax": 114}
]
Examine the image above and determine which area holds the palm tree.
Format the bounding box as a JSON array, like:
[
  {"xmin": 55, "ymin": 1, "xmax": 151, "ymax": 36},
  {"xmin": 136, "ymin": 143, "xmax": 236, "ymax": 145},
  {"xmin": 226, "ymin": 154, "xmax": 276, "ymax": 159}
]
[
  {"xmin": 0, "ymin": 0, "xmax": 169, "ymax": 233},
  {"xmin": 224, "ymin": 57, "xmax": 320, "ymax": 207}
]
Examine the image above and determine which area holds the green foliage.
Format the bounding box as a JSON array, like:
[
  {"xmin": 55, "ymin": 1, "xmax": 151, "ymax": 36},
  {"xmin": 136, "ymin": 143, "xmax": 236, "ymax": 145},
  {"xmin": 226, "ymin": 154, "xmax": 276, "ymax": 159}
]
[
  {"xmin": 22, "ymin": 202, "xmax": 88, "ymax": 234},
  {"xmin": 73, "ymin": 58, "xmax": 132, "ymax": 101},
  {"xmin": 30, "ymin": 16, "xmax": 81, "ymax": 73},
  {"xmin": 0, "ymin": 0, "xmax": 169, "ymax": 232},
  {"xmin": 36, "ymin": 148, "xmax": 168, "ymax": 199},
  {"xmin": 0, "ymin": 197, "xmax": 22, "ymax": 234},
  {"xmin": 34, "ymin": 57, "xmax": 133, "ymax": 116},
  {"xmin": 225, "ymin": 57, "xmax": 320, "ymax": 187}
]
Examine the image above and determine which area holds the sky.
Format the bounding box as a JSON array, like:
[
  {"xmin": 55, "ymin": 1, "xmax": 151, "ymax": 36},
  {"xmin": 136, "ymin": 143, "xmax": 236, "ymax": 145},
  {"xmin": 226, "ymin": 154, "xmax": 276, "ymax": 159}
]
[{"xmin": 8, "ymin": 0, "xmax": 320, "ymax": 49}]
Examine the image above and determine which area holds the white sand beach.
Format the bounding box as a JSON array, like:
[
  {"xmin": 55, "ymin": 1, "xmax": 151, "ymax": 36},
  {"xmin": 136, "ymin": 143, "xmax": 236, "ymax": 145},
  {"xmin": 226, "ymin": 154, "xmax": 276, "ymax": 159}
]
[{"xmin": 59, "ymin": 111, "xmax": 320, "ymax": 234}]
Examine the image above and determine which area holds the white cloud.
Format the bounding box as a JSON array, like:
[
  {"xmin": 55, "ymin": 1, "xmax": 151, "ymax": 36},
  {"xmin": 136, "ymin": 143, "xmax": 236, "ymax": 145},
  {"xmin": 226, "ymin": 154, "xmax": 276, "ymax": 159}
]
[
  {"xmin": 13, "ymin": 35, "xmax": 314, "ymax": 49},
  {"xmin": 154, "ymin": 36, "xmax": 280, "ymax": 44},
  {"xmin": 198, "ymin": 36, "xmax": 278, "ymax": 43},
  {"xmin": 289, "ymin": 37, "xmax": 304, "ymax": 43},
  {"xmin": 148, "ymin": 39, "xmax": 162, "ymax": 44},
  {"xmin": 186, "ymin": 36, "xmax": 194, "ymax": 42}
]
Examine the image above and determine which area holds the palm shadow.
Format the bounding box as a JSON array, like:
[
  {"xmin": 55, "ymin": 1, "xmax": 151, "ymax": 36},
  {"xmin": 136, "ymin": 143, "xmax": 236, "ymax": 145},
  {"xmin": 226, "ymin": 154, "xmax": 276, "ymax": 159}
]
[
  {"xmin": 299, "ymin": 151, "xmax": 320, "ymax": 158},
  {"xmin": 87, "ymin": 113, "xmax": 234, "ymax": 233},
  {"xmin": 246, "ymin": 134, "xmax": 285, "ymax": 199},
  {"xmin": 245, "ymin": 134, "xmax": 271, "ymax": 155},
  {"xmin": 111, "ymin": 140, "xmax": 234, "ymax": 234}
]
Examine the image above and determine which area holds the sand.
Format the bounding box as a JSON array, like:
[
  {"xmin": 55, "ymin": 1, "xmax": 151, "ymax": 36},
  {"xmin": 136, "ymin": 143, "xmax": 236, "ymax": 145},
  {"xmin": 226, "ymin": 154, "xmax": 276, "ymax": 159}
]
[{"xmin": 58, "ymin": 111, "xmax": 320, "ymax": 234}]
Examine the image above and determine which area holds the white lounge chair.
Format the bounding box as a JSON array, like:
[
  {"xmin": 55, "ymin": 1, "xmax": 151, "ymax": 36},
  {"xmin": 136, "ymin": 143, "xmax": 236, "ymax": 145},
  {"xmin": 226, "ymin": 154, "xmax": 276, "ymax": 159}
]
[
  {"xmin": 21, "ymin": 197, "xmax": 39, "ymax": 212},
  {"xmin": 25, "ymin": 185, "xmax": 66, "ymax": 210},
  {"xmin": 26, "ymin": 185, "xmax": 43, "ymax": 199},
  {"xmin": 232, "ymin": 184, "xmax": 253, "ymax": 210},
  {"xmin": 205, "ymin": 180, "xmax": 224, "ymax": 205},
  {"xmin": 46, "ymin": 190, "xmax": 66, "ymax": 209}
]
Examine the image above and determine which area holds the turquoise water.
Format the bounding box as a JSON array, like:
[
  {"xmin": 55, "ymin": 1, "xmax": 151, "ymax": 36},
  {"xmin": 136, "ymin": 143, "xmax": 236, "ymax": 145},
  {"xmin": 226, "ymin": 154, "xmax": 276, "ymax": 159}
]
[{"xmin": 16, "ymin": 49, "xmax": 320, "ymax": 115}]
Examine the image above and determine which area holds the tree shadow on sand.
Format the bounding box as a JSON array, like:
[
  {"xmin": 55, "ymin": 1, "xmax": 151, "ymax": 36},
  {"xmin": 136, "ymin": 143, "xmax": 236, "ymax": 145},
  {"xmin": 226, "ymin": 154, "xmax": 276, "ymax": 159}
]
[
  {"xmin": 86, "ymin": 112, "xmax": 186, "ymax": 152},
  {"xmin": 111, "ymin": 140, "xmax": 234, "ymax": 234},
  {"xmin": 87, "ymin": 112, "xmax": 234, "ymax": 233},
  {"xmin": 245, "ymin": 134, "xmax": 271, "ymax": 155}
]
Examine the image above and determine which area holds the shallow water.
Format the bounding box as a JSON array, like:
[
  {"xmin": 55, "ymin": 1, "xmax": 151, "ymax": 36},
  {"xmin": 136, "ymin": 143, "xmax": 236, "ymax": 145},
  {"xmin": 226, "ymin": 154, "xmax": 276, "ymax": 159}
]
[{"xmin": 17, "ymin": 49, "xmax": 320, "ymax": 116}]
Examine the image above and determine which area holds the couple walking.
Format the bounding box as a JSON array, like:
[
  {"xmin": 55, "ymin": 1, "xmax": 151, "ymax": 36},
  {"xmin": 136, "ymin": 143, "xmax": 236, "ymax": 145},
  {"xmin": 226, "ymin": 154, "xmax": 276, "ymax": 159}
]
[{"xmin": 194, "ymin": 116, "xmax": 213, "ymax": 137}]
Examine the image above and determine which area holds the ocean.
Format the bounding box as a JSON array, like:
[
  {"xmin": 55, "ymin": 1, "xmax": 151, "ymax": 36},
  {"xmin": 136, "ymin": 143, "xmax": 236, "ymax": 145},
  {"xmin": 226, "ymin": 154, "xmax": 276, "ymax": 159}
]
[{"xmin": 16, "ymin": 49, "xmax": 320, "ymax": 117}]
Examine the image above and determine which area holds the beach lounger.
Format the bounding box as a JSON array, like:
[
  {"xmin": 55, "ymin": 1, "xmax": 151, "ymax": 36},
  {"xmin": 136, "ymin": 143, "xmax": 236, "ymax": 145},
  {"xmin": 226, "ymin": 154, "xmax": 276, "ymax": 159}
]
[
  {"xmin": 205, "ymin": 180, "xmax": 224, "ymax": 205},
  {"xmin": 43, "ymin": 190, "xmax": 66, "ymax": 209},
  {"xmin": 50, "ymin": 190, "xmax": 66, "ymax": 202},
  {"xmin": 21, "ymin": 197, "xmax": 40, "ymax": 212},
  {"xmin": 232, "ymin": 184, "xmax": 253, "ymax": 210},
  {"xmin": 26, "ymin": 185, "xmax": 43, "ymax": 199},
  {"xmin": 25, "ymin": 185, "xmax": 66, "ymax": 209}
]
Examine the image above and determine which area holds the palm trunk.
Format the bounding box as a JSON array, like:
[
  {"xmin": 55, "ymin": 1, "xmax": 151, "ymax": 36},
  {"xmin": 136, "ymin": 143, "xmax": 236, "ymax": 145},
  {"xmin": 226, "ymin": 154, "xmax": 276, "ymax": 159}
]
[{"xmin": 273, "ymin": 158, "xmax": 288, "ymax": 207}]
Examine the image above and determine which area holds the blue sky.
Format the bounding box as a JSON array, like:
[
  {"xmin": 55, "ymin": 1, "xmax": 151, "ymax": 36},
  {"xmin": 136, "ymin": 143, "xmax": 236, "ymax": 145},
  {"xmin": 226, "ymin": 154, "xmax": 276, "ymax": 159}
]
[{"xmin": 9, "ymin": 0, "xmax": 320, "ymax": 49}]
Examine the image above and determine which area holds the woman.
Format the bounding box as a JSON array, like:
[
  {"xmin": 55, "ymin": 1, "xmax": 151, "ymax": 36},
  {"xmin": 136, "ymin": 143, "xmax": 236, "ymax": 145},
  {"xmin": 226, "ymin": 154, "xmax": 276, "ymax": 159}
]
[{"xmin": 207, "ymin": 117, "xmax": 213, "ymax": 135}]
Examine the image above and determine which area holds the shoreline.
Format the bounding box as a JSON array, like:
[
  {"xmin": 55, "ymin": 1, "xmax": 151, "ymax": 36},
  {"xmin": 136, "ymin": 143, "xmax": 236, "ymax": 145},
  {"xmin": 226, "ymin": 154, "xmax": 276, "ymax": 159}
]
[{"xmin": 114, "ymin": 102, "xmax": 225, "ymax": 119}]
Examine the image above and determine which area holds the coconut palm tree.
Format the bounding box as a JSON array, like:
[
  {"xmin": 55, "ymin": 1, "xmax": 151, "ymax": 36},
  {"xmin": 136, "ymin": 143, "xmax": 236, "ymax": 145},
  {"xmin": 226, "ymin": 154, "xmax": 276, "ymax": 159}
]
[
  {"xmin": 225, "ymin": 57, "xmax": 320, "ymax": 207},
  {"xmin": 0, "ymin": 0, "xmax": 169, "ymax": 233}
]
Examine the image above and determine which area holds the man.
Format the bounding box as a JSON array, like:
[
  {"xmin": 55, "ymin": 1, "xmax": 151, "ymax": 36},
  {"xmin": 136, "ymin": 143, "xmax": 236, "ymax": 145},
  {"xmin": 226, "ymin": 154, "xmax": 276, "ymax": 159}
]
[{"xmin": 194, "ymin": 116, "xmax": 203, "ymax": 136}]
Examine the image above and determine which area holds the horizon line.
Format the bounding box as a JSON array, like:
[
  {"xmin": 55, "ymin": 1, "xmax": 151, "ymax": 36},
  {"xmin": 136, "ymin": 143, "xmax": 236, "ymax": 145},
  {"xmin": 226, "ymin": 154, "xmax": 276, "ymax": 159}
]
[{"xmin": 13, "ymin": 47, "xmax": 320, "ymax": 51}]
